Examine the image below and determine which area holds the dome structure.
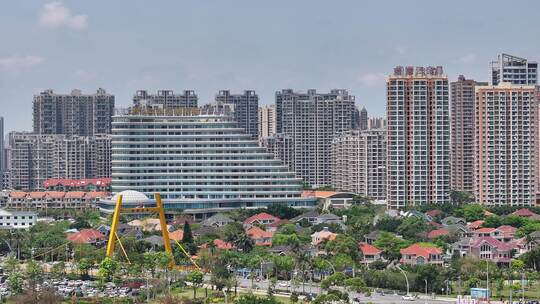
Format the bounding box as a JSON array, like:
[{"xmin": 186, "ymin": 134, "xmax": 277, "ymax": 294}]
[{"xmin": 111, "ymin": 190, "xmax": 150, "ymax": 204}]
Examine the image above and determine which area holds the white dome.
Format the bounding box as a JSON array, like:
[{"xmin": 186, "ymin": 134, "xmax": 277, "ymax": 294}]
[{"xmin": 111, "ymin": 190, "xmax": 150, "ymax": 204}]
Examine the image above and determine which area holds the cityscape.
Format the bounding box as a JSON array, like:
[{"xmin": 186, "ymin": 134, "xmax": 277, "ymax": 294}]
[{"xmin": 1, "ymin": 1, "xmax": 540, "ymax": 304}]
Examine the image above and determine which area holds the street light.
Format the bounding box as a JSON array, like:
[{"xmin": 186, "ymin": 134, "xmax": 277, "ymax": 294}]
[
  {"xmin": 424, "ymin": 279, "xmax": 428, "ymax": 304},
  {"xmin": 395, "ymin": 265, "xmax": 410, "ymax": 296}
]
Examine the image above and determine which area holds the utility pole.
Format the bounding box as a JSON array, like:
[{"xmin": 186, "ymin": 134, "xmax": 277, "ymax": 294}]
[{"xmin": 486, "ymin": 261, "xmax": 490, "ymax": 302}]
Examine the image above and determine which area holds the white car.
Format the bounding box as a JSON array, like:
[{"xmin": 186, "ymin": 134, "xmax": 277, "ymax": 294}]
[
  {"xmin": 278, "ymin": 281, "xmax": 290, "ymax": 287},
  {"xmin": 402, "ymin": 294, "xmax": 416, "ymax": 301}
]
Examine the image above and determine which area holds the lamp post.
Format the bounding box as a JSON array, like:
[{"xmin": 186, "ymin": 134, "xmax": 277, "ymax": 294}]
[
  {"xmin": 424, "ymin": 279, "xmax": 428, "ymax": 304},
  {"xmin": 396, "ymin": 265, "xmax": 410, "ymax": 296}
]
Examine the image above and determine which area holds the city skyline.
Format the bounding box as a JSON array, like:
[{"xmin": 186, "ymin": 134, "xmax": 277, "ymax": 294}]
[{"xmin": 2, "ymin": 0, "xmax": 540, "ymax": 133}]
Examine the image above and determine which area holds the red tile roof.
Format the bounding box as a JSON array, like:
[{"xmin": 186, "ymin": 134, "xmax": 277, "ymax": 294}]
[
  {"xmin": 246, "ymin": 226, "xmax": 274, "ymax": 239},
  {"xmin": 468, "ymin": 220, "xmax": 485, "ymax": 230},
  {"xmin": 475, "ymin": 227, "xmax": 496, "ymax": 234},
  {"xmin": 28, "ymin": 191, "xmax": 47, "ymax": 199},
  {"xmin": 497, "ymin": 225, "xmax": 517, "ymax": 233},
  {"xmin": 213, "ymin": 239, "xmax": 233, "ymax": 250},
  {"xmin": 65, "ymin": 191, "xmax": 87, "ymax": 199},
  {"xmin": 84, "ymin": 191, "xmax": 109, "ymax": 199},
  {"xmin": 67, "ymin": 229, "xmax": 105, "ymax": 244},
  {"xmin": 427, "ymin": 228, "xmax": 449, "ymax": 239},
  {"xmin": 428, "ymin": 221, "xmax": 443, "ymax": 229},
  {"xmin": 400, "ymin": 243, "xmax": 442, "ymax": 259},
  {"xmin": 169, "ymin": 230, "xmax": 184, "ymax": 241},
  {"xmin": 425, "ymin": 209, "xmax": 442, "ymax": 218},
  {"xmin": 46, "ymin": 191, "xmax": 66, "ymax": 199},
  {"xmin": 43, "ymin": 178, "xmax": 112, "ymax": 188},
  {"xmin": 244, "ymin": 212, "xmax": 280, "ymax": 225},
  {"xmin": 512, "ymin": 208, "xmax": 539, "ymax": 217},
  {"xmin": 358, "ymin": 242, "xmax": 382, "ymax": 255},
  {"xmin": 470, "ymin": 236, "xmax": 511, "ymax": 251},
  {"xmin": 9, "ymin": 191, "xmax": 27, "ymax": 199}
]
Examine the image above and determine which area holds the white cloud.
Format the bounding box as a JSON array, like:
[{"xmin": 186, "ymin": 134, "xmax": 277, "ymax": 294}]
[
  {"xmin": 358, "ymin": 72, "xmax": 386, "ymax": 86},
  {"xmin": 0, "ymin": 55, "xmax": 45, "ymax": 70},
  {"xmin": 457, "ymin": 53, "xmax": 477, "ymax": 64},
  {"xmin": 39, "ymin": 2, "xmax": 87, "ymax": 30}
]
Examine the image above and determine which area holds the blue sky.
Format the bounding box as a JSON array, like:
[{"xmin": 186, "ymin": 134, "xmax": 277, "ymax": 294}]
[{"xmin": 1, "ymin": 0, "xmax": 540, "ymax": 133}]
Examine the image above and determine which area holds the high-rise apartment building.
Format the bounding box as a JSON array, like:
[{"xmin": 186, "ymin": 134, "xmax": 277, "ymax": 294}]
[
  {"xmin": 359, "ymin": 107, "xmax": 368, "ymax": 130},
  {"xmin": 368, "ymin": 117, "xmax": 387, "ymax": 130},
  {"xmin": 386, "ymin": 66, "xmax": 450, "ymax": 209},
  {"xmin": 259, "ymin": 105, "xmax": 276, "ymax": 139},
  {"xmin": 33, "ymin": 89, "xmax": 115, "ymax": 136},
  {"xmin": 450, "ymin": 76, "xmax": 488, "ymax": 192},
  {"xmin": 9, "ymin": 133, "xmax": 111, "ymax": 190},
  {"xmin": 274, "ymin": 89, "xmax": 355, "ymax": 187},
  {"xmin": 490, "ymin": 53, "xmax": 538, "ymax": 85},
  {"xmin": 332, "ymin": 129, "xmax": 386, "ymax": 200},
  {"xmin": 474, "ymin": 83, "xmax": 537, "ymax": 206},
  {"xmin": 213, "ymin": 90, "xmax": 259, "ymax": 139},
  {"xmin": 0, "ymin": 117, "xmax": 4, "ymax": 174},
  {"xmin": 133, "ymin": 90, "xmax": 198, "ymax": 108},
  {"xmin": 102, "ymin": 107, "xmax": 315, "ymax": 217}
]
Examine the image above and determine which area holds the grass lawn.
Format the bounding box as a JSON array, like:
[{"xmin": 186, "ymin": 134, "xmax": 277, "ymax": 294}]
[{"xmin": 162, "ymin": 287, "xmax": 293, "ymax": 304}]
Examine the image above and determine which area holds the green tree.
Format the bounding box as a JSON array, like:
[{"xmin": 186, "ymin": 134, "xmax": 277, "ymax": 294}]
[
  {"xmin": 235, "ymin": 233, "xmax": 255, "ymax": 252},
  {"xmin": 397, "ymin": 217, "xmax": 429, "ymax": 240},
  {"xmin": 374, "ymin": 216, "xmax": 403, "ymax": 233},
  {"xmin": 98, "ymin": 257, "xmax": 119, "ymax": 282},
  {"xmin": 77, "ymin": 258, "xmax": 93, "ymax": 279},
  {"xmin": 7, "ymin": 272, "xmax": 24, "ymax": 294},
  {"xmin": 463, "ymin": 204, "xmax": 485, "ymax": 222},
  {"xmin": 266, "ymin": 204, "xmax": 302, "ymax": 219},
  {"xmin": 51, "ymin": 261, "xmax": 66, "ymax": 279},
  {"xmin": 222, "ymin": 222, "xmax": 245, "ymax": 243},
  {"xmin": 374, "ymin": 232, "xmax": 409, "ymax": 260},
  {"xmin": 25, "ymin": 260, "xmax": 44, "ymax": 290},
  {"xmin": 344, "ymin": 277, "xmax": 368, "ymax": 293},
  {"xmin": 482, "ymin": 215, "xmax": 502, "ymax": 228},
  {"xmin": 321, "ymin": 272, "xmax": 347, "ymax": 290},
  {"xmin": 450, "ymin": 191, "xmax": 474, "ymax": 204},
  {"xmin": 185, "ymin": 271, "xmax": 204, "ymax": 299},
  {"xmin": 183, "ymin": 222, "xmax": 194, "ymax": 244},
  {"xmin": 3, "ymin": 255, "xmax": 20, "ymax": 273},
  {"xmin": 235, "ymin": 294, "xmax": 280, "ymax": 304}
]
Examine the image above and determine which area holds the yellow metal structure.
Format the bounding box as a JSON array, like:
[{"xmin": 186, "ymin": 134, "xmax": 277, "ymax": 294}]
[{"xmin": 105, "ymin": 192, "xmax": 200, "ymax": 270}]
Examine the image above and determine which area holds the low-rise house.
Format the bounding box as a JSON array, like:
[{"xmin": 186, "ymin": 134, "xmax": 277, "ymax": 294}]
[
  {"xmin": 43, "ymin": 178, "xmax": 111, "ymax": 191},
  {"xmin": 400, "ymin": 243, "xmax": 443, "ymax": 266},
  {"xmin": 243, "ymin": 212, "xmax": 280, "ymax": 228},
  {"xmin": 527, "ymin": 231, "xmax": 540, "ymax": 249},
  {"xmin": 213, "ymin": 239, "xmax": 233, "ymax": 250},
  {"xmin": 200, "ymin": 213, "xmax": 234, "ymax": 227},
  {"xmin": 246, "ymin": 226, "xmax": 274, "ymax": 246},
  {"xmin": 358, "ymin": 242, "xmax": 383, "ymax": 264},
  {"xmin": 117, "ymin": 223, "xmax": 144, "ymax": 239},
  {"xmin": 473, "ymin": 226, "xmax": 517, "ymax": 243},
  {"xmin": 427, "ymin": 228, "xmax": 450, "ymax": 240},
  {"xmin": 266, "ymin": 219, "xmax": 291, "ymax": 233},
  {"xmin": 311, "ymin": 227, "xmax": 337, "ymax": 246},
  {"xmin": 451, "ymin": 237, "xmax": 472, "ymax": 257},
  {"xmin": 446, "ymin": 224, "xmax": 473, "ymax": 238},
  {"xmin": 67, "ymin": 229, "xmax": 106, "ymax": 246},
  {"xmin": 3, "ymin": 190, "xmax": 108, "ymax": 210},
  {"xmin": 468, "ymin": 237, "xmax": 513, "ymax": 263},
  {"xmin": 315, "ymin": 213, "xmax": 344, "ymax": 226},
  {"xmin": 468, "ymin": 220, "xmax": 485, "ymax": 230},
  {"xmin": 193, "ymin": 226, "xmax": 218, "ymax": 238},
  {"xmin": 0, "ymin": 209, "xmax": 37, "ymax": 229},
  {"xmin": 267, "ymin": 245, "xmax": 293, "ymax": 256},
  {"xmin": 364, "ymin": 230, "xmax": 382, "ymax": 244},
  {"xmin": 511, "ymin": 208, "xmax": 540, "ymax": 219},
  {"xmin": 292, "ymin": 210, "xmax": 320, "ymax": 224},
  {"xmin": 171, "ymin": 215, "xmax": 195, "ymax": 227},
  {"xmin": 442, "ymin": 216, "xmax": 466, "ymax": 226},
  {"xmin": 425, "ymin": 209, "xmax": 443, "ymax": 218}
]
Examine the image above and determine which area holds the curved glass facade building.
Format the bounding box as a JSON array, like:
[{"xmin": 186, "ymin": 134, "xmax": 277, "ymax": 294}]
[{"xmin": 99, "ymin": 110, "xmax": 315, "ymax": 217}]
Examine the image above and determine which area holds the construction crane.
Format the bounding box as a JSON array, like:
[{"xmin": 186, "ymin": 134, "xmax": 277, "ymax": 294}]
[{"xmin": 105, "ymin": 192, "xmax": 201, "ymax": 271}]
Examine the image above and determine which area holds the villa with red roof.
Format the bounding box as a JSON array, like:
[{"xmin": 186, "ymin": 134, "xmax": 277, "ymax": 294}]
[
  {"xmin": 400, "ymin": 243, "xmax": 443, "ymax": 266},
  {"xmin": 468, "ymin": 237, "xmax": 513, "ymax": 263},
  {"xmin": 246, "ymin": 226, "xmax": 274, "ymax": 246},
  {"xmin": 512, "ymin": 208, "xmax": 540, "ymax": 219},
  {"xmin": 468, "ymin": 220, "xmax": 485, "ymax": 230},
  {"xmin": 243, "ymin": 212, "xmax": 281, "ymax": 228},
  {"xmin": 358, "ymin": 242, "xmax": 382, "ymax": 264},
  {"xmin": 4, "ymin": 190, "xmax": 109, "ymax": 210},
  {"xmin": 43, "ymin": 178, "xmax": 112, "ymax": 191},
  {"xmin": 67, "ymin": 229, "xmax": 106, "ymax": 246}
]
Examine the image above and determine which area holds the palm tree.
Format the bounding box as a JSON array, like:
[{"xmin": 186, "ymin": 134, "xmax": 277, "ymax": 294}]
[
  {"xmin": 294, "ymin": 250, "xmax": 311, "ymax": 293},
  {"xmin": 234, "ymin": 233, "xmax": 254, "ymax": 252}
]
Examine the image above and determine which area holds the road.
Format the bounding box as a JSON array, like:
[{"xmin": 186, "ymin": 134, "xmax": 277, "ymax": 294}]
[{"xmin": 233, "ymin": 277, "xmax": 455, "ymax": 303}]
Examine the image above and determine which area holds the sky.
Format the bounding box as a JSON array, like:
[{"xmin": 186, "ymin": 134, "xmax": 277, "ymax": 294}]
[{"xmin": 1, "ymin": 0, "xmax": 540, "ymax": 133}]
